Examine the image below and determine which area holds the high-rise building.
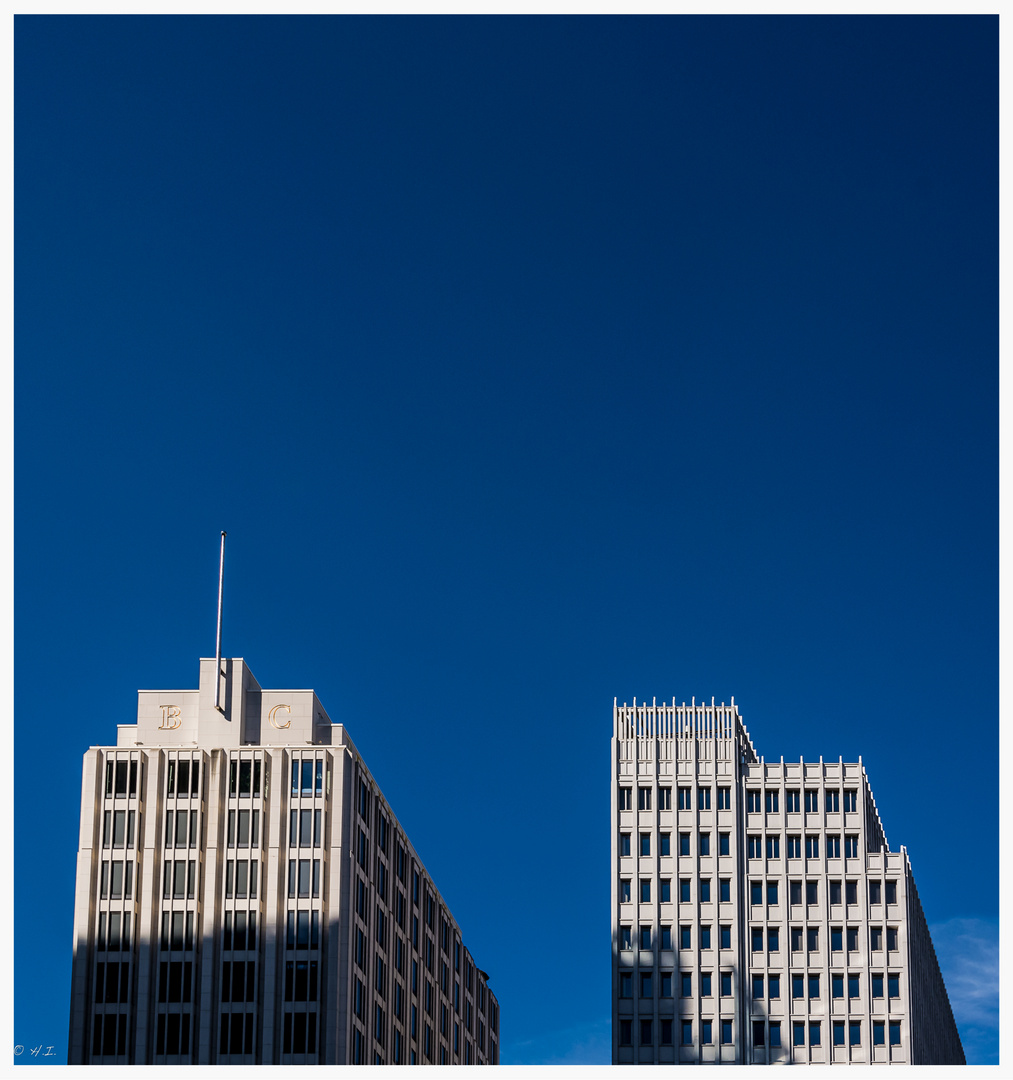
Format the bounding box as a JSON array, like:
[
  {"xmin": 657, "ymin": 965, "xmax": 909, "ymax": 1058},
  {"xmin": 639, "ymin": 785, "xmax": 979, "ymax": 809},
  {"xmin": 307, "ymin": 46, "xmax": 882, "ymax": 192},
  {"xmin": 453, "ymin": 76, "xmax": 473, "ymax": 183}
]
[
  {"xmin": 611, "ymin": 697, "xmax": 963, "ymax": 1065},
  {"xmin": 68, "ymin": 655, "xmax": 499, "ymax": 1065}
]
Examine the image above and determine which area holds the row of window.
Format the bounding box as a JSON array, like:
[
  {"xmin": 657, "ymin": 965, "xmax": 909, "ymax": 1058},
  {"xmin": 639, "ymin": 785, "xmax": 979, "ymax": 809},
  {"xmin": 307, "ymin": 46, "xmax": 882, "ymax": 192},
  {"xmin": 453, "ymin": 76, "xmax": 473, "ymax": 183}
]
[
  {"xmin": 225, "ymin": 859, "xmax": 258, "ymax": 899},
  {"xmin": 620, "ymin": 969, "xmax": 732, "ymax": 999},
  {"xmin": 160, "ymin": 910, "xmax": 195, "ymax": 951},
  {"xmin": 228, "ymin": 809, "xmax": 260, "ymax": 848},
  {"xmin": 291, "ymin": 759, "xmax": 324, "ymax": 799},
  {"xmin": 283, "ymin": 1011, "xmax": 317, "ymax": 1055},
  {"xmin": 220, "ymin": 1010, "xmax": 255, "ymax": 1056},
  {"xmin": 100, "ymin": 860, "xmax": 134, "ymax": 900},
  {"xmin": 96, "ymin": 911, "xmax": 131, "ymax": 951},
  {"xmin": 619, "ymin": 787, "xmax": 733, "ymax": 812},
  {"xmin": 228, "ymin": 758, "xmax": 261, "ymax": 799},
  {"xmin": 290, "ymin": 809, "xmax": 323, "ymax": 848},
  {"xmin": 747, "ymin": 789, "xmax": 858, "ymax": 814},
  {"xmin": 163, "ymin": 860, "xmax": 198, "ymax": 900},
  {"xmin": 748, "ymin": 834, "xmax": 861, "ymax": 860},
  {"xmin": 223, "ymin": 910, "xmax": 256, "ymax": 951},
  {"xmin": 751, "ymin": 879, "xmax": 897, "ymax": 907},
  {"xmin": 289, "ymin": 858, "xmax": 323, "ymax": 898},
  {"xmin": 104, "ymin": 760, "xmax": 139, "ymax": 799},
  {"xmin": 156, "ymin": 1012, "xmax": 191, "ymax": 1057},
  {"xmin": 158, "ymin": 960, "xmax": 194, "ymax": 1003},
  {"xmin": 620, "ymin": 924, "xmax": 731, "ymax": 953},
  {"xmin": 166, "ymin": 758, "xmax": 201, "ymax": 799},
  {"xmin": 164, "ymin": 809, "xmax": 199, "ymax": 848},
  {"xmin": 103, "ymin": 809, "xmax": 138, "ymax": 849},
  {"xmin": 751, "ymin": 925, "xmax": 899, "ymax": 954},
  {"xmin": 92, "ymin": 1012, "xmax": 128, "ymax": 1057},
  {"xmin": 286, "ymin": 909, "xmax": 321, "ymax": 949},
  {"xmin": 751, "ymin": 972, "xmax": 901, "ymax": 999},
  {"xmin": 618, "ymin": 1018, "xmax": 901, "ymax": 1049},
  {"xmin": 94, "ymin": 961, "xmax": 129, "ymax": 1004},
  {"xmin": 285, "ymin": 959, "xmax": 319, "ymax": 1002}
]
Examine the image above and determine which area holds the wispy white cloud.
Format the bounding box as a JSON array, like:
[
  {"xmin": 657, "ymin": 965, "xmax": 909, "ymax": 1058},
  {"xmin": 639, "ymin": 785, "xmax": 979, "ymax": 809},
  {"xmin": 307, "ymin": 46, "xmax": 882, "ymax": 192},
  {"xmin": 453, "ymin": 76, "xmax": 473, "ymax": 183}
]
[
  {"xmin": 929, "ymin": 916, "xmax": 999, "ymax": 1065},
  {"xmin": 504, "ymin": 1017, "xmax": 611, "ymax": 1065}
]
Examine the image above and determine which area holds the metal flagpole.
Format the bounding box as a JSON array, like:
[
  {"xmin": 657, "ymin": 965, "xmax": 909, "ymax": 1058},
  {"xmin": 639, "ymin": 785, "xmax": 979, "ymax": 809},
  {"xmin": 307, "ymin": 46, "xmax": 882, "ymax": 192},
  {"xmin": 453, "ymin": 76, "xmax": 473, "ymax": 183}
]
[{"xmin": 215, "ymin": 530, "xmax": 226, "ymax": 712}]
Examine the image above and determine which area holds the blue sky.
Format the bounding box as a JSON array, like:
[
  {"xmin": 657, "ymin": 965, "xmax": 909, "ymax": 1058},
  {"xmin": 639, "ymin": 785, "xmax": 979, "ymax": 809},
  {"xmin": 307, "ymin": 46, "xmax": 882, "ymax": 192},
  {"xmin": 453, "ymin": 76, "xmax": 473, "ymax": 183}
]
[{"xmin": 15, "ymin": 15, "xmax": 997, "ymax": 1065}]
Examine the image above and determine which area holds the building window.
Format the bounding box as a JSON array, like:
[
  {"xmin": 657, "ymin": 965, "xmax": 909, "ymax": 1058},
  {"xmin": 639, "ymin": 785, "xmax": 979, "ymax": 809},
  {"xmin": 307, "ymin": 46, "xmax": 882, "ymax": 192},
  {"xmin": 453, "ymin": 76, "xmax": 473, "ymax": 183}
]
[
  {"xmin": 806, "ymin": 881, "xmax": 818, "ymax": 906},
  {"xmin": 826, "ymin": 834, "xmax": 840, "ymax": 858},
  {"xmin": 751, "ymin": 928, "xmax": 763, "ymax": 952},
  {"xmin": 888, "ymin": 974, "xmax": 900, "ymax": 998},
  {"xmin": 751, "ymin": 881, "xmax": 762, "ymax": 906},
  {"xmin": 789, "ymin": 881, "xmax": 802, "ymax": 905},
  {"xmin": 619, "ymin": 973, "xmax": 632, "ymax": 999},
  {"xmin": 701, "ymin": 1020, "xmax": 713, "ymax": 1045},
  {"xmin": 767, "ymin": 928, "xmax": 779, "ymax": 952},
  {"xmin": 808, "ymin": 974, "xmax": 820, "ymax": 998},
  {"xmin": 659, "ymin": 787, "xmax": 672, "ymax": 810},
  {"xmin": 769, "ymin": 1022, "xmax": 781, "ymax": 1048},
  {"xmin": 887, "ymin": 928, "xmax": 898, "ymax": 952},
  {"xmin": 699, "ymin": 833, "xmax": 710, "ymax": 856},
  {"xmin": 698, "ymin": 788, "xmax": 711, "ymax": 811},
  {"xmin": 619, "ymin": 1020, "xmax": 632, "ymax": 1046},
  {"xmin": 747, "ymin": 836, "xmax": 762, "ymax": 859},
  {"xmin": 846, "ymin": 880, "xmax": 858, "ymax": 905},
  {"xmin": 721, "ymin": 971, "xmax": 732, "ymax": 996},
  {"xmin": 873, "ymin": 1021, "xmax": 885, "ymax": 1046},
  {"xmin": 721, "ymin": 1019, "xmax": 733, "ymax": 1045},
  {"xmin": 620, "ymin": 880, "xmax": 631, "ymax": 903},
  {"xmin": 807, "ymin": 928, "xmax": 818, "ymax": 952},
  {"xmin": 889, "ymin": 1021, "xmax": 901, "ymax": 1046},
  {"xmin": 640, "ymin": 1019, "xmax": 653, "ymax": 1046},
  {"xmin": 752, "ymin": 1020, "xmax": 765, "ymax": 1047},
  {"xmin": 765, "ymin": 790, "xmax": 778, "ymax": 813},
  {"xmin": 660, "ymin": 925, "xmax": 672, "ymax": 949},
  {"xmin": 792, "ymin": 974, "xmax": 804, "ymax": 999},
  {"xmin": 719, "ymin": 832, "xmax": 730, "ymax": 856},
  {"xmin": 871, "ymin": 974, "xmax": 883, "ymax": 998},
  {"xmin": 847, "ymin": 926, "xmax": 859, "ymax": 952},
  {"xmin": 678, "ymin": 787, "xmax": 691, "ymax": 810},
  {"xmin": 720, "ymin": 924, "xmax": 731, "ymax": 949},
  {"xmin": 752, "ymin": 974, "xmax": 764, "ymax": 999},
  {"xmin": 660, "ymin": 832, "xmax": 671, "ymax": 856},
  {"xmin": 681, "ymin": 1021, "xmax": 693, "ymax": 1046},
  {"xmin": 848, "ymin": 973, "xmax": 860, "ymax": 999},
  {"xmin": 832, "ymin": 974, "xmax": 843, "ymax": 998},
  {"xmin": 679, "ymin": 833, "xmax": 690, "ymax": 856},
  {"xmin": 719, "ymin": 878, "xmax": 730, "ymax": 902},
  {"xmin": 640, "ymin": 926, "xmax": 651, "ymax": 950},
  {"xmin": 833, "ymin": 1021, "xmax": 845, "ymax": 1046},
  {"xmin": 619, "ymin": 925, "xmax": 632, "ymax": 951},
  {"xmin": 831, "ymin": 927, "xmax": 843, "ymax": 952},
  {"xmin": 886, "ymin": 880, "xmax": 897, "ymax": 905},
  {"xmin": 747, "ymin": 790, "xmax": 761, "ymax": 813},
  {"xmin": 640, "ymin": 880, "xmax": 651, "ymax": 903},
  {"xmin": 869, "ymin": 880, "xmax": 882, "ymax": 905},
  {"xmin": 680, "ymin": 879, "xmax": 691, "ymax": 903},
  {"xmin": 786, "ymin": 835, "xmax": 801, "ymax": 859},
  {"xmin": 825, "ymin": 790, "xmax": 839, "ymax": 813},
  {"xmin": 680, "ymin": 925, "xmax": 691, "ymax": 949},
  {"xmin": 680, "ymin": 971, "xmax": 692, "ymax": 997},
  {"xmin": 829, "ymin": 880, "xmax": 842, "ymax": 905},
  {"xmin": 717, "ymin": 786, "xmax": 730, "ymax": 809},
  {"xmin": 660, "ymin": 972, "xmax": 673, "ymax": 998},
  {"xmin": 640, "ymin": 833, "xmax": 651, "ymax": 857},
  {"xmin": 870, "ymin": 926, "xmax": 883, "ymax": 951},
  {"xmin": 785, "ymin": 789, "xmax": 800, "ymax": 813},
  {"xmin": 618, "ymin": 787, "xmax": 632, "ymax": 811},
  {"xmin": 638, "ymin": 788, "xmax": 651, "ymax": 811},
  {"xmin": 793, "ymin": 1022, "xmax": 805, "ymax": 1047},
  {"xmin": 700, "ymin": 971, "xmax": 712, "ymax": 996},
  {"xmin": 700, "ymin": 925, "xmax": 711, "ymax": 949},
  {"xmin": 766, "ymin": 835, "xmax": 780, "ymax": 858},
  {"xmin": 640, "ymin": 972, "xmax": 652, "ymax": 998},
  {"xmin": 849, "ymin": 1021, "xmax": 861, "ymax": 1046},
  {"xmin": 660, "ymin": 879, "xmax": 671, "ymax": 903},
  {"xmin": 790, "ymin": 927, "xmax": 802, "ymax": 952},
  {"xmin": 810, "ymin": 1022, "xmax": 821, "ymax": 1046},
  {"xmin": 843, "ymin": 789, "xmax": 857, "ymax": 812},
  {"xmin": 804, "ymin": 790, "xmax": 818, "ymax": 813},
  {"xmin": 661, "ymin": 1019, "xmax": 674, "ymax": 1046},
  {"xmin": 769, "ymin": 974, "xmax": 780, "ymax": 998}
]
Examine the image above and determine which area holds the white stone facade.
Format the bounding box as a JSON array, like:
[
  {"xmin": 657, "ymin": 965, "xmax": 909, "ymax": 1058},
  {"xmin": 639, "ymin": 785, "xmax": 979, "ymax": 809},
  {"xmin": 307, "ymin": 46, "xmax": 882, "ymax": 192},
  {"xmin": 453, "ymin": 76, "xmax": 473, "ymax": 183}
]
[
  {"xmin": 67, "ymin": 657, "xmax": 499, "ymax": 1065},
  {"xmin": 611, "ymin": 698, "xmax": 963, "ymax": 1065}
]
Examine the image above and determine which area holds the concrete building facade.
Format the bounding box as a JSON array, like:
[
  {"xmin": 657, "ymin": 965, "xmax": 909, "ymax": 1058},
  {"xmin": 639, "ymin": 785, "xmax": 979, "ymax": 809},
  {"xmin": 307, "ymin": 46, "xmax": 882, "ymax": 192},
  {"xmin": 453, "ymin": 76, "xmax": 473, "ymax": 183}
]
[
  {"xmin": 611, "ymin": 697, "xmax": 963, "ymax": 1065},
  {"xmin": 68, "ymin": 657, "xmax": 499, "ymax": 1065}
]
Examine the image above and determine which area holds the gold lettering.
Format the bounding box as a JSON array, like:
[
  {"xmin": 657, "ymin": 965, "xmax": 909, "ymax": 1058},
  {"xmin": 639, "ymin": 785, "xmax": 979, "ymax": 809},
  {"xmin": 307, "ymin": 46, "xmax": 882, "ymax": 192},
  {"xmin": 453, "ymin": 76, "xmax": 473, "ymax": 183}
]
[
  {"xmin": 268, "ymin": 704, "xmax": 292, "ymax": 730},
  {"xmin": 158, "ymin": 705, "xmax": 182, "ymax": 730}
]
